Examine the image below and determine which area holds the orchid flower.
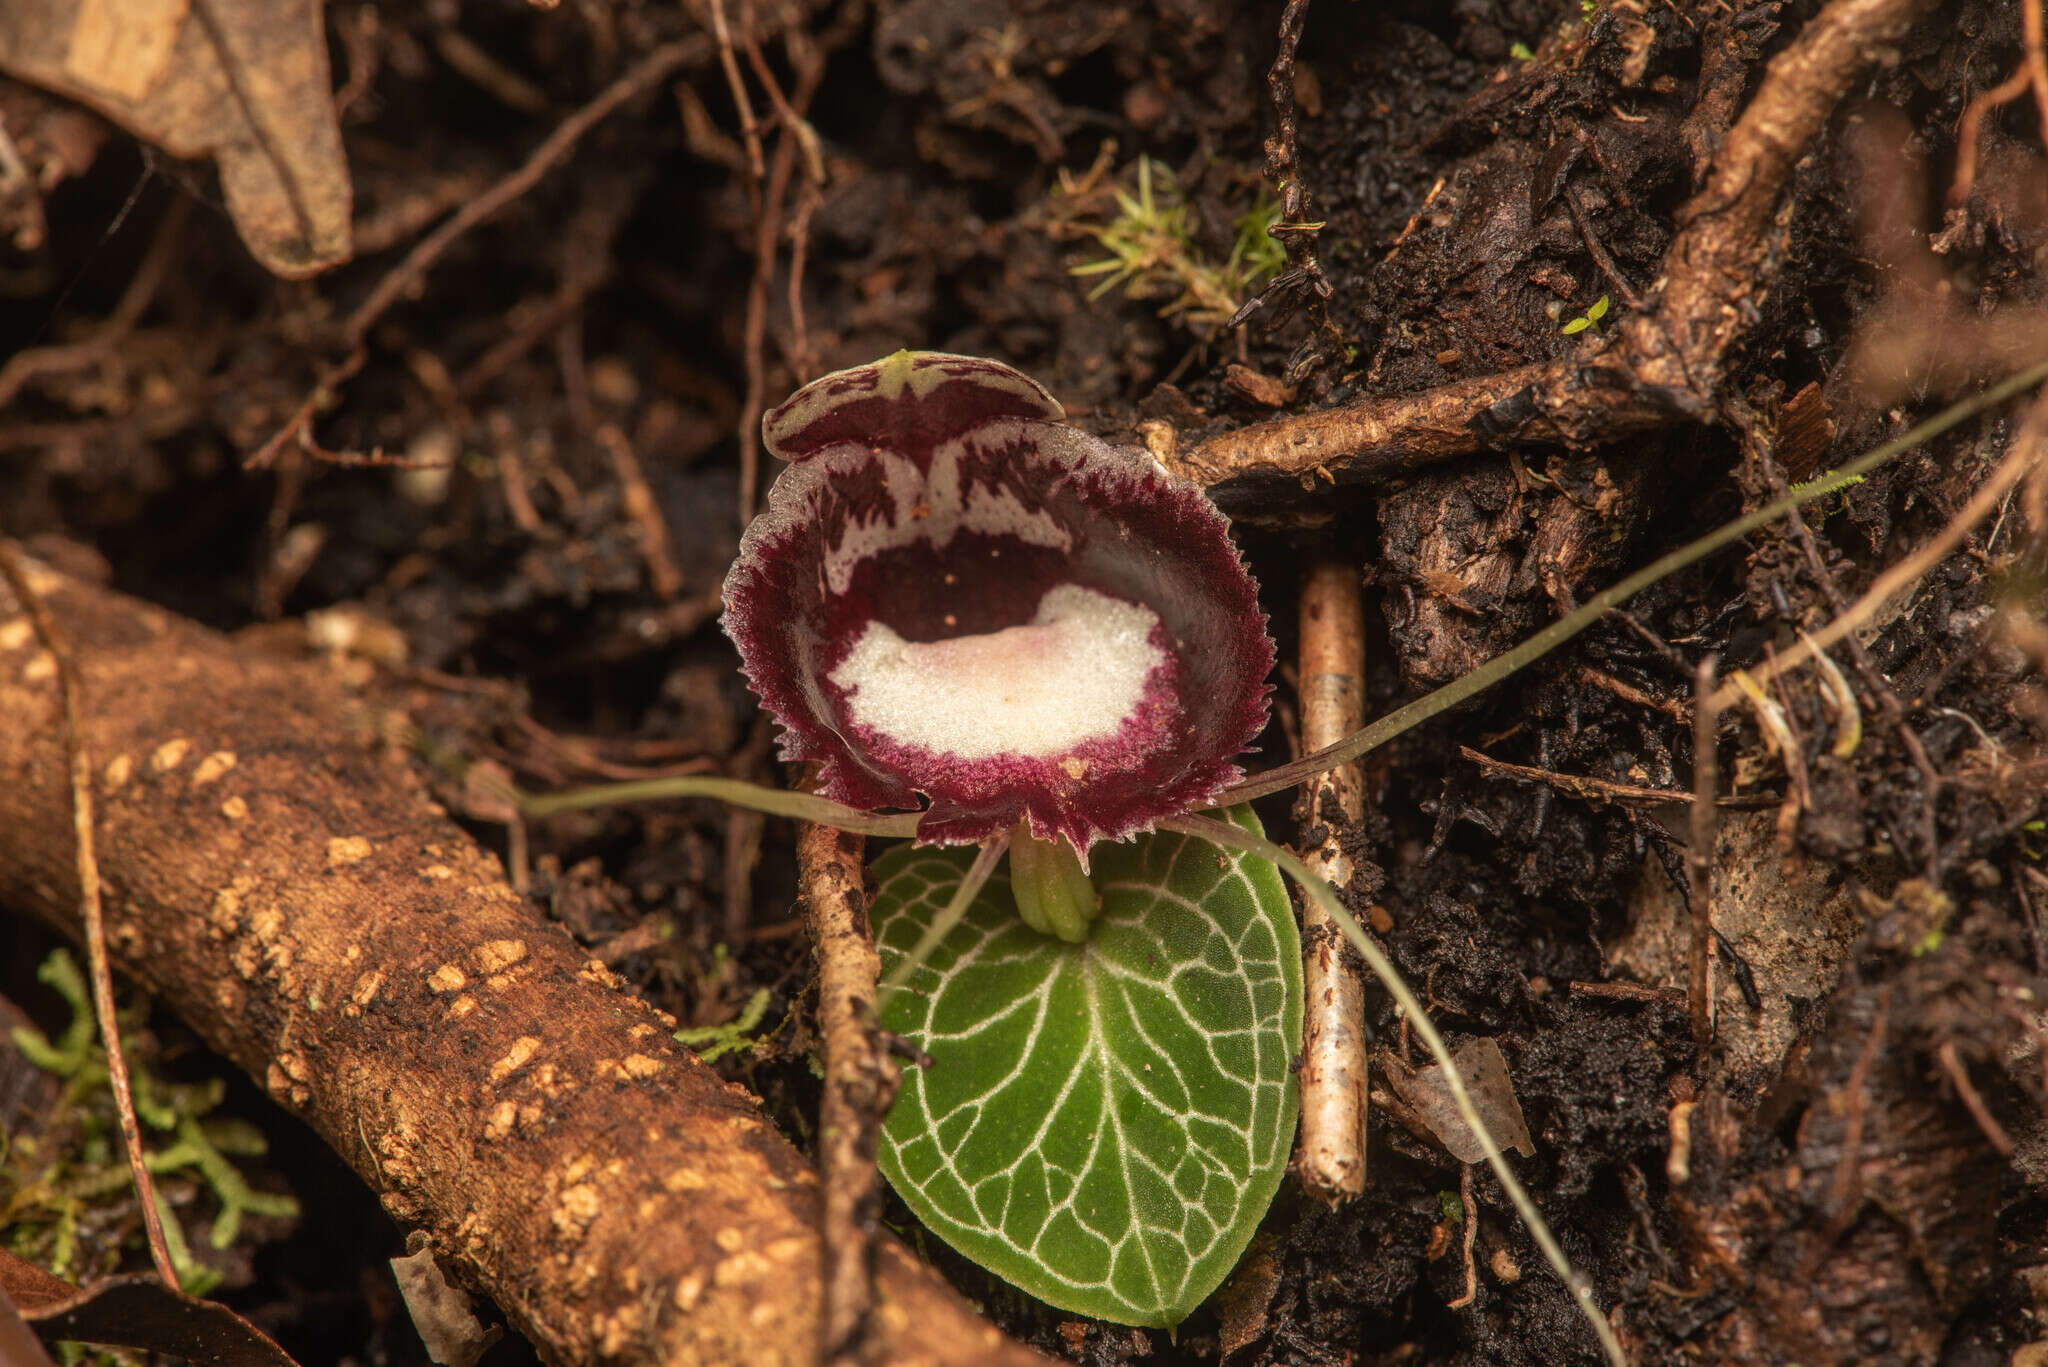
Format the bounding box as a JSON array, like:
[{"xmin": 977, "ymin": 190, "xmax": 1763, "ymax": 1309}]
[{"xmin": 721, "ymin": 350, "xmax": 1275, "ymax": 942}]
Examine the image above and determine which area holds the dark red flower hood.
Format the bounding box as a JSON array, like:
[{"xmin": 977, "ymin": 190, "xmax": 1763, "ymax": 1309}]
[{"xmin": 723, "ymin": 351, "xmax": 1273, "ymax": 854}]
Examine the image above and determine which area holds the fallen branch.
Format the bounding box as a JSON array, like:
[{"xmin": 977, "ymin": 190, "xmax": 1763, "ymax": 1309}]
[
  {"xmin": 1168, "ymin": 0, "xmax": 1940, "ymax": 502},
  {"xmin": 0, "ymin": 561, "xmax": 1048, "ymax": 1367}
]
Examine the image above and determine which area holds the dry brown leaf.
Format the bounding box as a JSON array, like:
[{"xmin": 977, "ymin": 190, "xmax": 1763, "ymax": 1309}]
[
  {"xmin": 0, "ymin": 1250, "xmax": 301, "ymax": 1367},
  {"xmin": 0, "ymin": 0, "xmax": 351, "ymax": 277}
]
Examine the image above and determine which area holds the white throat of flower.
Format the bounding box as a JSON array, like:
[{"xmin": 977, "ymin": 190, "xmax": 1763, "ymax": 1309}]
[{"xmin": 830, "ymin": 584, "xmax": 1164, "ymax": 760}]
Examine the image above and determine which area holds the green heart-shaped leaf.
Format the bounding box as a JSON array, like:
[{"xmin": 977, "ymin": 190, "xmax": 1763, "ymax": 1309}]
[{"xmin": 873, "ymin": 808, "xmax": 1302, "ymax": 1327}]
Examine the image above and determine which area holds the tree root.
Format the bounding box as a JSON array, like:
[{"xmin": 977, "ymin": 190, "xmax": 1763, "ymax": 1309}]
[{"xmin": 0, "ymin": 558, "xmax": 1048, "ymax": 1367}]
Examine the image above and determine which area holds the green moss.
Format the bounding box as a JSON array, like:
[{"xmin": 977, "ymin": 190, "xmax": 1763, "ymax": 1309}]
[{"xmin": 3, "ymin": 949, "xmax": 300, "ymax": 1297}]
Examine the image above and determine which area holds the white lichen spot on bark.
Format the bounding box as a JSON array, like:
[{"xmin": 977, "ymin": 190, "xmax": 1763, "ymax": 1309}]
[
  {"xmin": 209, "ymin": 874, "xmax": 257, "ymax": 937},
  {"xmin": 350, "ymin": 970, "xmax": 384, "ymax": 1009},
  {"xmin": 327, "ymin": 835, "xmax": 373, "ymax": 868},
  {"xmin": 150, "ymin": 737, "xmax": 191, "ymax": 771},
  {"xmin": 190, "ymin": 750, "xmax": 237, "ymax": 787},
  {"xmin": 489, "ymin": 1036, "xmax": 542, "ymax": 1083},
  {"xmin": 474, "ymin": 937, "xmax": 528, "ymax": 974},
  {"xmin": 103, "ymin": 753, "xmax": 132, "ymax": 790},
  {"xmin": 428, "ymin": 963, "xmax": 467, "ymax": 993},
  {"xmin": 485, "ymin": 1100, "xmax": 517, "ymax": 1142},
  {"xmin": 551, "ymin": 1183, "xmax": 602, "ymax": 1242},
  {"xmin": 220, "ymin": 795, "xmax": 249, "ymax": 820}
]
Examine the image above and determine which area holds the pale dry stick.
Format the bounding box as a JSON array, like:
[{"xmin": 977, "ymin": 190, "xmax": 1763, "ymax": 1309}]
[
  {"xmin": 594, "ymin": 425, "xmax": 684, "ymax": 600},
  {"xmin": 1707, "ymin": 386, "xmax": 2048, "ymax": 713},
  {"xmin": 1687, "ymin": 659, "xmax": 1720, "ymax": 1054},
  {"xmin": 0, "ymin": 544, "xmax": 179, "ymax": 1290},
  {"xmin": 1161, "ymin": 813, "xmax": 1629, "ymax": 1367},
  {"xmin": 1936, "ymin": 1039, "xmax": 2016, "ymax": 1155},
  {"xmin": 338, "ymin": 40, "xmax": 702, "ymax": 351},
  {"xmin": 1293, "ymin": 560, "xmax": 1371, "ymax": 1204}
]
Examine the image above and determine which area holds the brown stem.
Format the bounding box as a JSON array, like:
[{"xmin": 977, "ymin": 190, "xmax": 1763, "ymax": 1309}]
[
  {"xmin": 797, "ymin": 818, "xmax": 901, "ymax": 1366},
  {"xmin": 1687, "ymin": 657, "xmax": 1720, "ymax": 1055},
  {"xmin": 1291, "ymin": 560, "xmax": 1369, "ymax": 1203}
]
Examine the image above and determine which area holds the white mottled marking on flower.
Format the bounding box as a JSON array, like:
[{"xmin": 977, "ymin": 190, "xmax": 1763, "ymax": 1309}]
[
  {"xmin": 822, "ymin": 444, "xmax": 1071, "ymax": 596},
  {"xmin": 832, "ymin": 585, "xmax": 1163, "ymax": 760}
]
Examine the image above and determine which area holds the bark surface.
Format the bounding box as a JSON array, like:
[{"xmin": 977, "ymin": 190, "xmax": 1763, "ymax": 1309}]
[{"xmin": 0, "ymin": 558, "xmax": 1047, "ymax": 1367}]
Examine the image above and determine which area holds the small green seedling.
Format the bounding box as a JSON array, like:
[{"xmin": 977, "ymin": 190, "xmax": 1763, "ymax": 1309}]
[
  {"xmin": 672, "ymin": 987, "xmax": 774, "ymax": 1063},
  {"xmin": 1561, "ymin": 293, "xmax": 1610, "ymax": 336},
  {"xmin": 1068, "ymin": 157, "xmax": 1285, "ymax": 338}
]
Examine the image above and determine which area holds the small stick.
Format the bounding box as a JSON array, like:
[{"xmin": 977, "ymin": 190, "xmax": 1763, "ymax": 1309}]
[
  {"xmin": 797, "ymin": 817, "xmax": 901, "ymax": 1367},
  {"xmin": 594, "ymin": 425, "xmax": 684, "ymax": 600},
  {"xmin": 1687, "ymin": 657, "xmax": 1720, "ymax": 1054},
  {"xmin": 0, "ymin": 544, "xmax": 179, "ymax": 1289},
  {"xmin": 1293, "ymin": 560, "xmax": 1370, "ymax": 1203},
  {"xmin": 1936, "ymin": 1039, "xmax": 2015, "ymax": 1155},
  {"xmin": 1460, "ymin": 745, "xmax": 1696, "ymax": 807}
]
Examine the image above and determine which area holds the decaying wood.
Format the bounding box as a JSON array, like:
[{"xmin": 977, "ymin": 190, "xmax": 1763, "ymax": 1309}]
[
  {"xmin": 1168, "ymin": 0, "xmax": 1941, "ymax": 504},
  {"xmin": 0, "ymin": 558, "xmax": 1049, "ymax": 1367},
  {"xmin": 796, "ymin": 818, "xmax": 901, "ymax": 1366},
  {"xmin": 1290, "ymin": 560, "xmax": 1369, "ymax": 1204}
]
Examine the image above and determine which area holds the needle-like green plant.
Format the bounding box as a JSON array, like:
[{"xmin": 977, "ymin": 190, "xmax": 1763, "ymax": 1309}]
[
  {"xmin": 517, "ymin": 353, "xmax": 2048, "ymax": 1359},
  {"xmin": 1067, "ymin": 157, "xmax": 1284, "ymax": 339}
]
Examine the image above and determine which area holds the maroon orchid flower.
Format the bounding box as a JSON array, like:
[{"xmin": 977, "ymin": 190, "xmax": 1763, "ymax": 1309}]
[{"xmin": 721, "ymin": 351, "xmax": 1274, "ymax": 883}]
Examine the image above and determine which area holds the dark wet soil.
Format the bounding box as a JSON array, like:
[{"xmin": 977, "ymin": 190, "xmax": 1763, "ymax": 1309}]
[{"xmin": 4, "ymin": 0, "xmax": 2047, "ymax": 1363}]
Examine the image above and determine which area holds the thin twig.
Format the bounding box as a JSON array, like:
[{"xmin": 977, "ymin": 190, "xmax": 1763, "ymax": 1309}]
[
  {"xmin": 1947, "ymin": 64, "xmax": 2031, "ymax": 207},
  {"xmin": 1936, "ymin": 1039, "xmax": 2015, "ymax": 1155},
  {"xmin": 707, "ymin": 0, "xmax": 766, "ymax": 181},
  {"xmin": 1293, "ymin": 559, "xmax": 1371, "ymax": 1204},
  {"xmin": 595, "ymin": 425, "xmax": 684, "ymax": 599},
  {"xmin": 797, "ymin": 817, "xmax": 900, "ymax": 1367},
  {"xmin": 0, "ymin": 544, "xmax": 179, "ymax": 1289},
  {"xmin": 1688, "ymin": 658, "xmax": 1720, "ymax": 1054}
]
